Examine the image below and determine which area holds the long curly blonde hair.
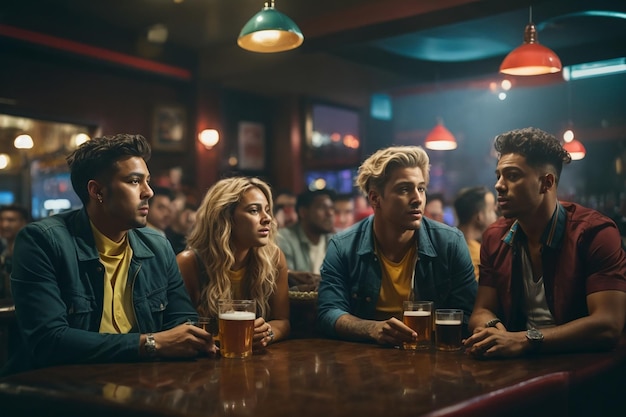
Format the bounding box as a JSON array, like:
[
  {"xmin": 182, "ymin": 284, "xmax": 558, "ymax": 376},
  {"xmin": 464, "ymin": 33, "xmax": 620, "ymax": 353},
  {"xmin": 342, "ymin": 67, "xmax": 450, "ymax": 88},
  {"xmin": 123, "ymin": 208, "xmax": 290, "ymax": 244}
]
[{"xmin": 186, "ymin": 177, "xmax": 280, "ymax": 319}]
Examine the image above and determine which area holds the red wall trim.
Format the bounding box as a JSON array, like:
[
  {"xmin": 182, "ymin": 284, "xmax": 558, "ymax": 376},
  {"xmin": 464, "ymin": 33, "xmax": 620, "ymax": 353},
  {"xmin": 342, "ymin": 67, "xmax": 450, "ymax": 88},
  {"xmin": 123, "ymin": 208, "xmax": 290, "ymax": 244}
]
[{"xmin": 0, "ymin": 24, "xmax": 192, "ymax": 81}]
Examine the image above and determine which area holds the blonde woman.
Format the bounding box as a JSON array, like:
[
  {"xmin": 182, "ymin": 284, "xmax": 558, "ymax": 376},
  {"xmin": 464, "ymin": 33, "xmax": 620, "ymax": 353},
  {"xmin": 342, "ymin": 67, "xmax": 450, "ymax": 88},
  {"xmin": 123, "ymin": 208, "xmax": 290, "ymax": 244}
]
[{"xmin": 177, "ymin": 177, "xmax": 290, "ymax": 349}]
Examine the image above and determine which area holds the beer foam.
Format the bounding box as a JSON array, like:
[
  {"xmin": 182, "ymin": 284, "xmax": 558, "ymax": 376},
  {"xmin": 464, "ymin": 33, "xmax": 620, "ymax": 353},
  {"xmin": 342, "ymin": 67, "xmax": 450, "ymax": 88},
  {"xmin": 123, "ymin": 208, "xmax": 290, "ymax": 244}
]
[
  {"xmin": 404, "ymin": 310, "xmax": 431, "ymax": 317},
  {"xmin": 219, "ymin": 311, "xmax": 255, "ymax": 321},
  {"xmin": 435, "ymin": 319, "xmax": 461, "ymax": 325}
]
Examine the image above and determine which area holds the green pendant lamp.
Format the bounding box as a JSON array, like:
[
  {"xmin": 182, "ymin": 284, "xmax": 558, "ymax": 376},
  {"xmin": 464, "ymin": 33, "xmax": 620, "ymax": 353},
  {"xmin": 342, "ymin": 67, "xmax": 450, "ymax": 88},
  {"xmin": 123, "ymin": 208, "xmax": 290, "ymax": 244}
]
[{"xmin": 238, "ymin": 1, "xmax": 304, "ymax": 53}]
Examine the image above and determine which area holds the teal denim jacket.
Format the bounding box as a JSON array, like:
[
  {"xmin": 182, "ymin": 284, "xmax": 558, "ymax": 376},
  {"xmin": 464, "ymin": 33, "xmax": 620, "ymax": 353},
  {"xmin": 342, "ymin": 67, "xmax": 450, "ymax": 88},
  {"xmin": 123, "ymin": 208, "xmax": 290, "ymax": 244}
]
[
  {"xmin": 3, "ymin": 208, "xmax": 197, "ymax": 374},
  {"xmin": 317, "ymin": 216, "xmax": 477, "ymax": 338}
]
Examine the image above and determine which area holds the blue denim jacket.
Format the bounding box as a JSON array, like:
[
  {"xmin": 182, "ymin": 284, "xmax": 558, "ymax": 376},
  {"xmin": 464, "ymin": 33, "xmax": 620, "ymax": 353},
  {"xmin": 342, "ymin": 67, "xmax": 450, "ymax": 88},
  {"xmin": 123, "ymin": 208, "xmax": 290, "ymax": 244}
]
[
  {"xmin": 317, "ymin": 215, "xmax": 477, "ymax": 338},
  {"xmin": 3, "ymin": 208, "xmax": 197, "ymax": 374}
]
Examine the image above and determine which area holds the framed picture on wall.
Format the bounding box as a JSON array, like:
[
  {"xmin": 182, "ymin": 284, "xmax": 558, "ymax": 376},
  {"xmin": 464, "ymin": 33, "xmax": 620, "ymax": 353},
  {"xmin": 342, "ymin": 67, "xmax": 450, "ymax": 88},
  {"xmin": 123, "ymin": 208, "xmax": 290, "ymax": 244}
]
[
  {"xmin": 238, "ymin": 121, "xmax": 265, "ymax": 170},
  {"xmin": 152, "ymin": 105, "xmax": 186, "ymax": 151}
]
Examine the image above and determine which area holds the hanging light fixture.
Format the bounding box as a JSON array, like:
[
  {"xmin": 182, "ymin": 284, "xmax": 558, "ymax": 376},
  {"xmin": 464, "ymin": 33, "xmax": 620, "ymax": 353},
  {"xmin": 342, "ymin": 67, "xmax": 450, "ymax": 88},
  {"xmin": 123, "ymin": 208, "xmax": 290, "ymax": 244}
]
[
  {"xmin": 562, "ymin": 129, "xmax": 586, "ymax": 160},
  {"xmin": 500, "ymin": 7, "xmax": 562, "ymax": 76},
  {"xmin": 238, "ymin": 0, "xmax": 304, "ymax": 53},
  {"xmin": 424, "ymin": 119, "xmax": 457, "ymax": 151},
  {"xmin": 561, "ymin": 82, "xmax": 585, "ymax": 160}
]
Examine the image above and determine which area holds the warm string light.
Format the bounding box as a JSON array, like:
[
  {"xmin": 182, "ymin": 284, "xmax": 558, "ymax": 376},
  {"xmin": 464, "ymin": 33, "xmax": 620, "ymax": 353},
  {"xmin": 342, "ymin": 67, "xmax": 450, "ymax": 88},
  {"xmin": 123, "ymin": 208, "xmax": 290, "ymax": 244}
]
[
  {"xmin": 198, "ymin": 129, "xmax": 220, "ymax": 149},
  {"xmin": 0, "ymin": 153, "xmax": 10, "ymax": 169},
  {"xmin": 14, "ymin": 134, "xmax": 34, "ymax": 149}
]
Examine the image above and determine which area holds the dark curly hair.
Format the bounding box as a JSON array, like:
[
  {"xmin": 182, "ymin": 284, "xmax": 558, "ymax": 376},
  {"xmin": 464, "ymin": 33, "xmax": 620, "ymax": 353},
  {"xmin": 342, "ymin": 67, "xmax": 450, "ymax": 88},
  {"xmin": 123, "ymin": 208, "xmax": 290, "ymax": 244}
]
[
  {"xmin": 494, "ymin": 127, "xmax": 571, "ymax": 184},
  {"xmin": 66, "ymin": 134, "xmax": 151, "ymax": 205}
]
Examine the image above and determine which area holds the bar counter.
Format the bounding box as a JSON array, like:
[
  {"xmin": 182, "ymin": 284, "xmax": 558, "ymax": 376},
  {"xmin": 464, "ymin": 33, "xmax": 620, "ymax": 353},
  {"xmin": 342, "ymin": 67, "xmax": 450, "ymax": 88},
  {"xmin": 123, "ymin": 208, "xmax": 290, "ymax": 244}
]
[{"xmin": 1, "ymin": 337, "xmax": 624, "ymax": 417}]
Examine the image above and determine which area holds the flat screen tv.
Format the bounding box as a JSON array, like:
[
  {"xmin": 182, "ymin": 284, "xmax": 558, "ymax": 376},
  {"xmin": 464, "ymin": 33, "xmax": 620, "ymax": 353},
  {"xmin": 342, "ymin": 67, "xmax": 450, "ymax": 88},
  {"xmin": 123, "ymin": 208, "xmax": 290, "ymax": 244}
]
[
  {"xmin": 304, "ymin": 102, "xmax": 362, "ymax": 169},
  {"xmin": 30, "ymin": 158, "xmax": 82, "ymax": 220}
]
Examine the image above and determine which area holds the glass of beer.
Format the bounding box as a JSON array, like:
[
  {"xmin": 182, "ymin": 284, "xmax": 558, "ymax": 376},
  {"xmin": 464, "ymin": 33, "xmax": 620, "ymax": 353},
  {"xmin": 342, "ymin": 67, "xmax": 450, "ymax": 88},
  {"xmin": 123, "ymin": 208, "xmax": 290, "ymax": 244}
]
[
  {"xmin": 435, "ymin": 309, "xmax": 463, "ymax": 351},
  {"xmin": 218, "ymin": 300, "xmax": 256, "ymax": 359},
  {"xmin": 193, "ymin": 317, "xmax": 218, "ymax": 336},
  {"xmin": 402, "ymin": 301, "xmax": 433, "ymax": 350}
]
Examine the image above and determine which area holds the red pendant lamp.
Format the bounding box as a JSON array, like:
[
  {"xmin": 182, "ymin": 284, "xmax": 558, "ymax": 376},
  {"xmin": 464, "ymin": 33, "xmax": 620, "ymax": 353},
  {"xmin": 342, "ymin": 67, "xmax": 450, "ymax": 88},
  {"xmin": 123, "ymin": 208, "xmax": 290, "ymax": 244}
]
[
  {"xmin": 563, "ymin": 139, "xmax": 586, "ymax": 160},
  {"xmin": 500, "ymin": 7, "xmax": 562, "ymax": 76},
  {"xmin": 562, "ymin": 129, "xmax": 586, "ymax": 160},
  {"xmin": 424, "ymin": 120, "xmax": 457, "ymax": 151}
]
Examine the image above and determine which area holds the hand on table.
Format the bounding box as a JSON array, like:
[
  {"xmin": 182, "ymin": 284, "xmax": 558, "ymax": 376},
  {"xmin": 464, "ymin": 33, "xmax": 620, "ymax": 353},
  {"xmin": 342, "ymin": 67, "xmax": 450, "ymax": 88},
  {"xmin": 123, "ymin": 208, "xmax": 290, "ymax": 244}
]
[
  {"xmin": 152, "ymin": 322, "xmax": 218, "ymax": 358},
  {"xmin": 463, "ymin": 325, "xmax": 529, "ymax": 358},
  {"xmin": 371, "ymin": 317, "xmax": 417, "ymax": 346}
]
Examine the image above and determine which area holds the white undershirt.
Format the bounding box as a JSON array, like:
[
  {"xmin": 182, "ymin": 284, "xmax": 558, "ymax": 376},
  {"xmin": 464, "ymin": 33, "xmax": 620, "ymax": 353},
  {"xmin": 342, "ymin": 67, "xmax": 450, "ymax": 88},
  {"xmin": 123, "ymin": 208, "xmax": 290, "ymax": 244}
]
[
  {"xmin": 308, "ymin": 238, "xmax": 327, "ymax": 274},
  {"xmin": 521, "ymin": 247, "xmax": 555, "ymax": 329}
]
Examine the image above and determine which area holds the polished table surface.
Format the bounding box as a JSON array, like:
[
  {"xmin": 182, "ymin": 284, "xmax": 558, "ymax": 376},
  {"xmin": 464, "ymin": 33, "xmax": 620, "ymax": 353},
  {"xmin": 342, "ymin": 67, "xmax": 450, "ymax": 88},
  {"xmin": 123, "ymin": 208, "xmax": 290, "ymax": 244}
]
[
  {"xmin": 0, "ymin": 298, "xmax": 15, "ymax": 368},
  {"xmin": 0, "ymin": 337, "xmax": 625, "ymax": 417}
]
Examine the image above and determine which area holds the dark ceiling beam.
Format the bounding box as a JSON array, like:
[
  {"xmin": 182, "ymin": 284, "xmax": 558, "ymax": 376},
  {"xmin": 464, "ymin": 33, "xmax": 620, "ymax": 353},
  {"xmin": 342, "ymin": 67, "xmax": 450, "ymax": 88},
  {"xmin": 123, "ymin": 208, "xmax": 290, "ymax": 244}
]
[
  {"xmin": 300, "ymin": 0, "xmax": 546, "ymax": 50},
  {"xmin": 0, "ymin": 24, "xmax": 192, "ymax": 81},
  {"xmin": 329, "ymin": 32, "xmax": 625, "ymax": 92},
  {"xmin": 300, "ymin": 0, "xmax": 479, "ymax": 38}
]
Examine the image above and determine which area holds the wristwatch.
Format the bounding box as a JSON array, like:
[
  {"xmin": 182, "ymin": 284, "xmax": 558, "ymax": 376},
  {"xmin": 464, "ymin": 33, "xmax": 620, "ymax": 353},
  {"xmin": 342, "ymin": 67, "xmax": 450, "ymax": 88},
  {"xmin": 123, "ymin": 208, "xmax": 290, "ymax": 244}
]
[
  {"xmin": 525, "ymin": 328, "xmax": 544, "ymax": 351},
  {"xmin": 145, "ymin": 333, "xmax": 157, "ymax": 357}
]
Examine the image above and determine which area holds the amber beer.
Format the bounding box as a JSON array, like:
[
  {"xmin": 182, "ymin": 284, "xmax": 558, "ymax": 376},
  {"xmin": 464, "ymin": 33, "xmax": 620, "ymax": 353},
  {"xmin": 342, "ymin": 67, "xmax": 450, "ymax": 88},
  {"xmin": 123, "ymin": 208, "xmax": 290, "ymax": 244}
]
[
  {"xmin": 402, "ymin": 301, "xmax": 433, "ymax": 350},
  {"xmin": 435, "ymin": 309, "xmax": 463, "ymax": 351},
  {"xmin": 403, "ymin": 311, "xmax": 432, "ymax": 350},
  {"xmin": 195, "ymin": 317, "xmax": 218, "ymax": 336},
  {"xmin": 218, "ymin": 299, "xmax": 256, "ymax": 359},
  {"xmin": 219, "ymin": 311, "xmax": 255, "ymax": 358}
]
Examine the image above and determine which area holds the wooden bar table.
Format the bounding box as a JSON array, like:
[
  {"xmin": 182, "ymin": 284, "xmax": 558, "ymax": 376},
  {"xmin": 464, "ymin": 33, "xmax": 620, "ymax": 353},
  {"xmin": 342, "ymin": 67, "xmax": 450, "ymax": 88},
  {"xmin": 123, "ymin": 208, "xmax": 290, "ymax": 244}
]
[
  {"xmin": 0, "ymin": 298, "xmax": 15, "ymax": 367},
  {"xmin": 0, "ymin": 337, "xmax": 624, "ymax": 417}
]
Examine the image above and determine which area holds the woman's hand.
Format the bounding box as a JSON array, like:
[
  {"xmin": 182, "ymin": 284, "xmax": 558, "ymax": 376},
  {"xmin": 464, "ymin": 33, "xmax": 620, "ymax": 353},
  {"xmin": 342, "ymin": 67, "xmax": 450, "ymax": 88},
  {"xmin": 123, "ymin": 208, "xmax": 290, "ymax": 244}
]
[{"xmin": 253, "ymin": 317, "xmax": 274, "ymax": 349}]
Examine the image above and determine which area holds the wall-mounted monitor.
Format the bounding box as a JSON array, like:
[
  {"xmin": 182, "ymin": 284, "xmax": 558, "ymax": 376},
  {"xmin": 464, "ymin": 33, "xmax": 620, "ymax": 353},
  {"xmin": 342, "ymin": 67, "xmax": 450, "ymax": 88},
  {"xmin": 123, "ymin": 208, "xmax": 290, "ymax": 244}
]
[
  {"xmin": 30, "ymin": 157, "xmax": 82, "ymax": 220},
  {"xmin": 304, "ymin": 167, "xmax": 358, "ymax": 195},
  {"xmin": 304, "ymin": 101, "xmax": 362, "ymax": 169},
  {"xmin": 0, "ymin": 191, "xmax": 14, "ymax": 205}
]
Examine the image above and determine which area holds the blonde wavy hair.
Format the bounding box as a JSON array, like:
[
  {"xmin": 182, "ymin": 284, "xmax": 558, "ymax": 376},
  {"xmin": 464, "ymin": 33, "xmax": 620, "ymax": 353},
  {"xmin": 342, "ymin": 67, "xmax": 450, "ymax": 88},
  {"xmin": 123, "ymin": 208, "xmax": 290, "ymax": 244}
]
[
  {"xmin": 186, "ymin": 177, "xmax": 279, "ymax": 319},
  {"xmin": 356, "ymin": 146, "xmax": 430, "ymax": 196}
]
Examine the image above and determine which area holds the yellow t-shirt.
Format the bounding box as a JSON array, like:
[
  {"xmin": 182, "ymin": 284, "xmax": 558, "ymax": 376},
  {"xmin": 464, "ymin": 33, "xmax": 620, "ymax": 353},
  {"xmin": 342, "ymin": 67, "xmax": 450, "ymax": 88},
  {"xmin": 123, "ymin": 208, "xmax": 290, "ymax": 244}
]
[
  {"xmin": 467, "ymin": 239, "xmax": 481, "ymax": 281},
  {"xmin": 228, "ymin": 267, "xmax": 245, "ymax": 300},
  {"xmin": 91, "ymin": 222, "xmax": 136, "ymax": 333},
  {"xmin": 375, "ymin": 245, "xmax": 416, "ymax": 320}
]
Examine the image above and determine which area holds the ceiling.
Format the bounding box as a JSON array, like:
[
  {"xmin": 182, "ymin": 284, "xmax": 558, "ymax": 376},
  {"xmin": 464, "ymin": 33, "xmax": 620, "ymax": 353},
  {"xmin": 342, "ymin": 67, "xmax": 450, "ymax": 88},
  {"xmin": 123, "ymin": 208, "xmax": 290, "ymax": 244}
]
[{"xmin": 1, "ymin": 0, "xmax": 626, "ymax": 105}]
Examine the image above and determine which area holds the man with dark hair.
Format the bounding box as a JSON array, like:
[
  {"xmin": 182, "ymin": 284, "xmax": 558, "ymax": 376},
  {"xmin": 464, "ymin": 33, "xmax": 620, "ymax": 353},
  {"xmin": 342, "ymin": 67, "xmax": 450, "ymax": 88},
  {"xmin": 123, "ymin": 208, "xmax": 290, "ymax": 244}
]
[
  {"xmin": 453, "ymin": 186, "xmax": 498, "ymax": 280},
  {"xmin": 464, "ymin": 127, "xmax": 626, "ymax": 358},
  {"xmin": 3, "ymin": 134, "xmax": 214, "ymax": 375},
  {"xmin": 273, "ymin": 189, "xmax": 298, "ymax": 229},
  {"xmin": 165, "ymin": 202, "xmax": 197, "ymax": 254},
  {"xmin": 424, "ymin": 192, "xmax": 445, "ymax": 223},
  {"xmin": 0, "ymin": 204, "xmax": 30, "ymax": 298},
  {"xmin": 277, "ymin": 189, "xmax": 336, "ymax": 289},
  {"xmin": 146, "ymin": 185, "xmax": 175, "ymax": 236},
  {"xmin": 334, "ymin": 193, "xmax": 355, "ymax": 232}
]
